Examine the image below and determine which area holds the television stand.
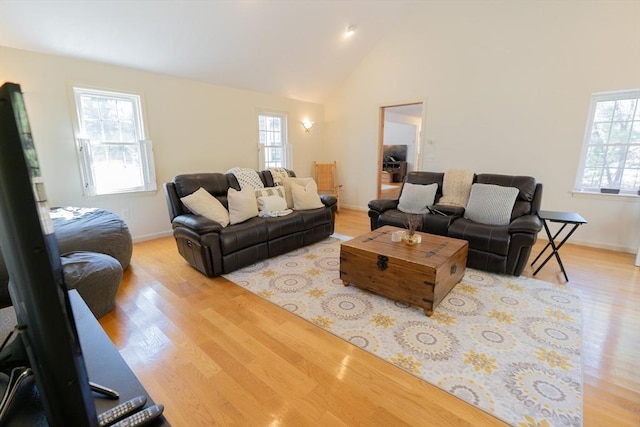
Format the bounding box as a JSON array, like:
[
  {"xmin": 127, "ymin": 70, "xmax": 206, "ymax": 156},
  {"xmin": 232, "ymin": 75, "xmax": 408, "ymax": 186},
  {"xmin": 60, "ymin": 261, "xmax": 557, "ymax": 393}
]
[
  {"xmin": 0, "ymin": 366, "xmax": 121, "ymax": 422},
  {"xmin": 382, "ymin": 161, "xmax": 408, "ymax": 182},
  {"xmin": 0, "ymin": 290, "xmax": 169, "ymax": 426}
]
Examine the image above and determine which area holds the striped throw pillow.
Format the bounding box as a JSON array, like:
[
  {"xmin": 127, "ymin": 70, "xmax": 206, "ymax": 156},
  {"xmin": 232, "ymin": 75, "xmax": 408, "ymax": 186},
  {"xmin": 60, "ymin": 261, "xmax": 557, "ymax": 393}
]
[{"xmin": 254, "ymin": 186, "xmax": 286, "ymax": 200}]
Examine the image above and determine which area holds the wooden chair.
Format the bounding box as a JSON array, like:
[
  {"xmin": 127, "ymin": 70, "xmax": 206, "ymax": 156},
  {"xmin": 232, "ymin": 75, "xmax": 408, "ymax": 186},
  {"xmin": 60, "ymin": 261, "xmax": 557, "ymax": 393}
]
[{"xmin": 313, "ymin": 161, "xmax": 343, "ymax": 212}]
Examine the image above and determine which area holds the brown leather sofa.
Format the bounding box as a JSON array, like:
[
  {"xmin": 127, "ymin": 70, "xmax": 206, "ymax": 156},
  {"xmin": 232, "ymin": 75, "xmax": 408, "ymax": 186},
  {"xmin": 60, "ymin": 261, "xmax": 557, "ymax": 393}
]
[
  {"xmin": 368, "ymin": 171, "xmax": 543, "ymax": 276},
  {"xmin": 164, "ymin": 169, "xmax": 337, "ymax": 277}
]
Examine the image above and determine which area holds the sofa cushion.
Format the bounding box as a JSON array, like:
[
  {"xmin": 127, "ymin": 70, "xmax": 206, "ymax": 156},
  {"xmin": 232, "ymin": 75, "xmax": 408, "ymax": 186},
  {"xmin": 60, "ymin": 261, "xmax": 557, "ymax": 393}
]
[
  {"xmin": 464, "ymin": 183, "xmax": 519, "ymax": 225},
  {"xmin": 181, "ymin": 187, "xmax": 230, "ymax": 227},
  {"xmin": 264, "ymin": 213, "xmax": 304, "ymax": 239},
  {"xmin": 173, "ymin": 173, "xmax": 231, "ymax": 209},
  {"xmin": 377, "ymin": 210, "xmax": 452, "ymax": 236},
  {"xmin": 216, "ymin": 217, "xmax": 268, "ymax": 255},
  {"xmin": 448, "ymin": 218, "xmax": 511, "ymax": 256},
  {"xmin": 281, "ymin": 177, "xmax": 314, "ymax": 208},
  {"xmin": 228, "ymin": 188, "xmax": 259, "ymax": 225},
  {"xmin": 292, "ymin": 180, "xmax": 324, "ymax": 210},
  {"xmin": 398, "ymin": 183, "xmax": 437, "ymax": 214},
  {"xmin": 296, "ymin": 206, "xmax": 333, "ymax": 230}
]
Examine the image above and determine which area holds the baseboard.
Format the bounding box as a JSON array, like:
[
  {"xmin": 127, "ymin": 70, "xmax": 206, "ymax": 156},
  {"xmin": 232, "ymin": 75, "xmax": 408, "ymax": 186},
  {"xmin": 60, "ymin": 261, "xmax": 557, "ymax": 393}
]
[
  {"xmin": 132, "ymin": 230, "xmax": 172, "ymax": 243},
  {"xmin": 538, "ymin": 235, "xmax": 637, "ymax": 254},
  {"xmin": 569, "ymin": 239, "xmax": 636, "ymax": 255},
  {"xmin": 340, "ymin": 204, "xmax": 368, "ymax": 212}
]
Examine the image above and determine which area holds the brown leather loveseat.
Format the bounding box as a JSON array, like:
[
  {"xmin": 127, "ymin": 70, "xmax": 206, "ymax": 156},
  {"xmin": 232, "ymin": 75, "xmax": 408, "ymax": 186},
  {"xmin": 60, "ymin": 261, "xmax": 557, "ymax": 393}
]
[
  {"xmin": 368, "ymin": 171, "xmax": 543, "ymax": 276},
  {"xmin": 164, "ymin": 169, "xmax": 337, "ymax": 277}
]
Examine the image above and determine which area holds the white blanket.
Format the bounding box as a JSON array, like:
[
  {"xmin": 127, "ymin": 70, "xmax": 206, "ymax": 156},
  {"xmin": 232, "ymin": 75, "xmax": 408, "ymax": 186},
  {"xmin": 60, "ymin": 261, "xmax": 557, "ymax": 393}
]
[
  {"xmin": 437, "ymin": 168, "xmax": 474, "ymax": 207},
  {"xmin": 268, "ymin": 167, "xmax": 289, "ymax": 186},
  {"xmin": 227, "ymin": 167, "xmax": 265, "ymax": 190}
]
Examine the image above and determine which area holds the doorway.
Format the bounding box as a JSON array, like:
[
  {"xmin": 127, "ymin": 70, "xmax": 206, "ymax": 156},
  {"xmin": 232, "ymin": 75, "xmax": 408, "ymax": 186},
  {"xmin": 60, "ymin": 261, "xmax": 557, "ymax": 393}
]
[{"xmin": 378, "ymin": 102, "xmax": 425, "ymax": 199}]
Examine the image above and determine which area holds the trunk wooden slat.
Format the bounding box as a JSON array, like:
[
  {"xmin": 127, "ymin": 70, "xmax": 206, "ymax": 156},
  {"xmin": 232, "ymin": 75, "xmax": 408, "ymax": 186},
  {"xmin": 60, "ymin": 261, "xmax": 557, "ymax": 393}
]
[{"xmin": 340, "ymin": 226, "xmax": 468, "ymax": 316}]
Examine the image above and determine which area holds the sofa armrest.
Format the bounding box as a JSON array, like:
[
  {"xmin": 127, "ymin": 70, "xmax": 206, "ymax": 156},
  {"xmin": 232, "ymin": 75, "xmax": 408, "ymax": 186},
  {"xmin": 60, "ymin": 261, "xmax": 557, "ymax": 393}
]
[
  {"xmin": 508, "ymin": 214, "xmax": 542, "ymax": 234},
  {"xmin": 368, "ymin": 198, "xmax": 399, "ymax": 213},
  {"xmin": 320, "ymin": 194, "xmax": 337, "ymax": 207},
  {"xmin": 172, "ymin": 214, "xmax": 224, "ymax": 234},
  {"xmin": 164, "ymin": 182, "xmax": 183, "ymax": 221}
]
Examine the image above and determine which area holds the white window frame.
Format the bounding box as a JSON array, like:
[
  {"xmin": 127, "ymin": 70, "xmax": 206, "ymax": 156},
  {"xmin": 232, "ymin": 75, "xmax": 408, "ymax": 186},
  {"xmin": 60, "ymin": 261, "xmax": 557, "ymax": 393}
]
[
  {"xmin": 72, "ymin": 87, "xmax": 157, "ymax": 196},
  {"xmin": 575, "ymin": 89, "xmax": 640, "ymax": 195},
  {"xmin": 257, "ymin": 111, "xmax": 292, "ymax": 170}
]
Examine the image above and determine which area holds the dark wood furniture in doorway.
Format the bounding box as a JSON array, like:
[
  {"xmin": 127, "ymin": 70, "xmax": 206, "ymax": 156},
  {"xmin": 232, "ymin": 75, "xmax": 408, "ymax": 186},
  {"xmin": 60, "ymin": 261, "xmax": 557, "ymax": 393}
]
[{"xmin": 382, "ymin": 160, "xmax": 407, "ymax": 182}]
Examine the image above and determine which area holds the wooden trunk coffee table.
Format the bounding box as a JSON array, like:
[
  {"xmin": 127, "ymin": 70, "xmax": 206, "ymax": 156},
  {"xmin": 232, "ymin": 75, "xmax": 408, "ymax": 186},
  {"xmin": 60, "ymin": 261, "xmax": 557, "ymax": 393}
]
[{"xmin": 340, "ymin": 226, "xmax": 468, "ymax": 316}]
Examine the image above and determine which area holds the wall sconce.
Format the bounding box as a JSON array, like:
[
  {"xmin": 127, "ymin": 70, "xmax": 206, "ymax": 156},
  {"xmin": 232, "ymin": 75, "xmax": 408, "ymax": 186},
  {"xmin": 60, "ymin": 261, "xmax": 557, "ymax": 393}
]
[
  {"xmin": 345, "ymin": 25, "xmax": 357, "ymax": 38},
  {"xmin": 301, "ymin": 121, "xmax": 314, "ymax": 132}
]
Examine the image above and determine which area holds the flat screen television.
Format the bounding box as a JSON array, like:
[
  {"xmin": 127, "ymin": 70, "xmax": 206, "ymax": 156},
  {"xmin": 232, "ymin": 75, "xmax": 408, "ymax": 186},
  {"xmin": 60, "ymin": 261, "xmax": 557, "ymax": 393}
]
[
  {"xmin": 383, "ymin": 144, "xmax": 407, "ymax": 162},
  {"xmin": 0, "ymin": 82, "xmax": 98, "ymax": 425}
]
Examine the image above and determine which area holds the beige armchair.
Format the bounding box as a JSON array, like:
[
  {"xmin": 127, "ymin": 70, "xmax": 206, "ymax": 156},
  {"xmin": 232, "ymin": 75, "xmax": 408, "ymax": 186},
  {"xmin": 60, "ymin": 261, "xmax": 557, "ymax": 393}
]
[{"xmin": 313, "ymin": 161, "xmax": 343, "ymax": 212}]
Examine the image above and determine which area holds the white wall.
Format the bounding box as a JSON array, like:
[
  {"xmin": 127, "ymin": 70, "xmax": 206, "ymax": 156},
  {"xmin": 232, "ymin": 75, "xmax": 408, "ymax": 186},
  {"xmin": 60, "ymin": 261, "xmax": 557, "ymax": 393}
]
[
  {"xmin": 0, "ymin": 47, "xmax": 325, "ymax": 241},
  {"xmin": 325, "ymin": 1, "xmax": 640, "ymax": 253}
]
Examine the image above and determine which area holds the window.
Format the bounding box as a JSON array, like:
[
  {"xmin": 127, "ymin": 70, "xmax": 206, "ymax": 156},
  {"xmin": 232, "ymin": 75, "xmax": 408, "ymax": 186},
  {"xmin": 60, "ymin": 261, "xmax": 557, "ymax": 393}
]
[
  {"xmin": 73, "ymin": 87, "xmax": 156, "ymax": 196},
  {"xmin": 575, "ymin": 89, "xmax": 640, "ymax": 194},
  {"xmin": 258, "ymin": 112, "xmax": 291, "ymax": 170}
]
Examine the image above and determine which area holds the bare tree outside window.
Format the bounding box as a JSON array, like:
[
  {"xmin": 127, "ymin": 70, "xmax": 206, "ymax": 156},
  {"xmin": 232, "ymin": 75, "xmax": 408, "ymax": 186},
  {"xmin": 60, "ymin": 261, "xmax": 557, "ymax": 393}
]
[{"xmin": 576, "ymin": 90, "xmax": 640, "ymax": 194}]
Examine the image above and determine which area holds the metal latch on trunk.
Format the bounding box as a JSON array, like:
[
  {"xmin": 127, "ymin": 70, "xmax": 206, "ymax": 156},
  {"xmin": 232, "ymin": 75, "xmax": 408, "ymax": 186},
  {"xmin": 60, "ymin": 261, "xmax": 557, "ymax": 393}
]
[{"xmin": 377, "ymin": 255, "xmax": 388, "ymax": 271}]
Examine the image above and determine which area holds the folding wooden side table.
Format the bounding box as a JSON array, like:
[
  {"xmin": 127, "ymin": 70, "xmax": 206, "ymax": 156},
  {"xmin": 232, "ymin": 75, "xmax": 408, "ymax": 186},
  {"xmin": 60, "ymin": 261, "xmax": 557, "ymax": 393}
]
[{"xmin": 531, "ymin": 210, "xmax": 587, "ymax": 282}]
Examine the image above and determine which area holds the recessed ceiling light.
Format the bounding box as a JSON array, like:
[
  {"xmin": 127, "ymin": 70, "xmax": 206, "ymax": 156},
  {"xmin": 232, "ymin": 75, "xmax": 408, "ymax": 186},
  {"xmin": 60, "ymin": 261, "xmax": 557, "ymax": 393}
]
[{"xmin": 345, "ymin": 25, "xmax": 357, "ymax": 38}]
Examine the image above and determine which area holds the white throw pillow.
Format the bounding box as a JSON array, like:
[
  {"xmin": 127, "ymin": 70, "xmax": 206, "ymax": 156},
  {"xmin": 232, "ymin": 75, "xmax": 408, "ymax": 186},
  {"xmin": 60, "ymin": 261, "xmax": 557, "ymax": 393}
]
[
  {"xmin": 227, "ymin": 188, "xmax": 259, "ymax": 224},
  {"xmin": 281, "ymin": 176, "xmax": 314, "ymax": 208},
  {"xmin": 398, "ymin": 183, "xmax": 438, "ymax": 214},
  {"xmin": 464, "ymin": 183, "xmax": 519, "ymax": 225},
  {"xmin": 291, "ymin": 181, "xmax": 324, "ymax": 210},
  {"xmin": 257, "ymin": 194, "xmax": 288, "ymax": 213},
  {"xmin": 180, "ymin": 187, "xmax": 229, "ymax": 227}
]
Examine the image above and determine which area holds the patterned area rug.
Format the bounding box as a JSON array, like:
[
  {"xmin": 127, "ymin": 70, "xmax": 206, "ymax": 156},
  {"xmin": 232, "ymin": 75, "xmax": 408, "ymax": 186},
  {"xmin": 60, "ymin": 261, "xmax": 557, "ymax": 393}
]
[{"xmin": 224, "ymin": 237, "xmax": 583, "ymax": 426}]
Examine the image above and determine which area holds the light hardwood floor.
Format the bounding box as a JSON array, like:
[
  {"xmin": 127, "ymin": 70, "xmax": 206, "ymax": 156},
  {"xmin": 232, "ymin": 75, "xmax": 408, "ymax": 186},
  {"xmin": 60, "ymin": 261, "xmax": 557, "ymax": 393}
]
[
  {"xmin": 380, "ymin": 182, "xmax": 402, "ymax": 200},
  {"xmin": 99, "ymin": 209, "xmax": 640, "ymax": 426}
]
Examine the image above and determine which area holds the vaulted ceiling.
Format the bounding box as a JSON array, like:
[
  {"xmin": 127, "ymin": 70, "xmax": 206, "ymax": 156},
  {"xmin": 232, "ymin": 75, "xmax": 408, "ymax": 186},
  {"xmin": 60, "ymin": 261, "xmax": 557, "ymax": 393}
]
[{"xmin": 0, "ymin": 0, "xmax": 419, "ymax": 103}]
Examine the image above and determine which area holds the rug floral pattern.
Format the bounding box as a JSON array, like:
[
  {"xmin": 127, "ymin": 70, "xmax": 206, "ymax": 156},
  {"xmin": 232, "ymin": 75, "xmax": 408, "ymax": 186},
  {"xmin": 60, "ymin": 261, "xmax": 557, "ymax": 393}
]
[{"xmin": 224, "ymin": 237, "xmax": 582, "ymax": 426}]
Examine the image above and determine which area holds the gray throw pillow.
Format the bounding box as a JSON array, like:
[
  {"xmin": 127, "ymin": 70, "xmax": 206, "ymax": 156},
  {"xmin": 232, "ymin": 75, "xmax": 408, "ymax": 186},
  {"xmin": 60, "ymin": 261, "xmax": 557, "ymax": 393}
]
[
  {"xmin": 398, "ymin": 183, "xmax": 438, "ymax": 214},
  {"xmin": 464, "ymin": 183, "xmax": 519, "ymax": 225}
]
